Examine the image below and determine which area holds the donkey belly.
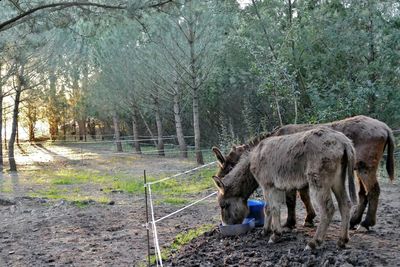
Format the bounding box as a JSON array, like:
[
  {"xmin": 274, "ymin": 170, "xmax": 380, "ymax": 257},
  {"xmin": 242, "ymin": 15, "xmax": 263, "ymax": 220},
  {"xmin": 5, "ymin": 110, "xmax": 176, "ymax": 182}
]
[
  {"xmin": 273, "ymin": 175, "xmax": 308, "ymax": 191},
  {"xmin": 254, "ymin": 171, "xmax": 308, "ymax": 192}
]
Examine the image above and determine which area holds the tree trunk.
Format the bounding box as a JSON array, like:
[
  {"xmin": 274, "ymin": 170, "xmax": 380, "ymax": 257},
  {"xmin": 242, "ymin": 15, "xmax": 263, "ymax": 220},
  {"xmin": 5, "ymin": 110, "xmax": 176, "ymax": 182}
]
[
  {"xmin": 78, "ymin": 119, "xmax": 86, "ymax": 141},
  {"xmin": 274, "ymin": 94, "xmax": 283, "ymax": 126},
  {"xmin": 48, "ymin": 70, "xmax": 58, "ymax": 140},
  {"xmin": 4, "ymin": 114, "xmax": 7, "ymax": 150},
  {"xmin": 28, "ymin": 120, "xmax": 35, "ymax": 141},
  {"xmin": 294, "ymin": 96, "xmax": 298, "ymax": 124},
  {"xmin": 367, "ymin": 2, "xmax": 377, "ymax": 114},
  {"xmin": 131, "ymin": 107, "xmax": 141, "ymax": 154},
  {"xmin": 112, "ymin": 113, "xmax": 123, "ymax": 152},
  {"xmin": 154, "ymin": 95, "xmax": 165, "ymax": 156},
  {"xmin": 138, "ymin": 109, "xmax": 157, "ymax": 147},
  {"xmin": 189, "ymin": 16, "xmax": 204, "ymax": 165},
  {"xmin": 173, "ymin": 93, "xmax": 187, "ymax": 158},
  {"xmin": 87, "ymin": 118, "xmax": 96, "ymax": 139},
  {"xmin": 0, "ymin": 63, "xmax": 3, "ymax": 170},
  {"xmin": 192, "ymin": 88, "xmax": 203, "ymax": 164},
  {"xmin": 27, "ymin": 102, "xmax": 36, "ymax": 141},
  {"xmin": 9, "ymin": 66, "xmax": 24, "ymax": 171}
]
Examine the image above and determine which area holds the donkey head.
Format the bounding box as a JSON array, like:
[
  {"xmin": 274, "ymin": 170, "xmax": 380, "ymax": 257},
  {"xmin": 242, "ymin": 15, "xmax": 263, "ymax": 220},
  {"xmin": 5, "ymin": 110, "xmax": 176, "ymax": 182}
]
[
  {"xmin": 212, "ymin": 175, "xmax": 249, "ymax": 225},
  {"xmin": 212, "ymin": 145, "xmax": 249, "ymax": 178}
]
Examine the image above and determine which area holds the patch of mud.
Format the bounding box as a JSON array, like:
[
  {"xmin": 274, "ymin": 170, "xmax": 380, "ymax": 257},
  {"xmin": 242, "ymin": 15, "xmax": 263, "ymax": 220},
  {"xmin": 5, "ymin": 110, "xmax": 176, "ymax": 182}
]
[{"xmin": 166, "ymin": 183, "xmax": 400, "ymax": 267}]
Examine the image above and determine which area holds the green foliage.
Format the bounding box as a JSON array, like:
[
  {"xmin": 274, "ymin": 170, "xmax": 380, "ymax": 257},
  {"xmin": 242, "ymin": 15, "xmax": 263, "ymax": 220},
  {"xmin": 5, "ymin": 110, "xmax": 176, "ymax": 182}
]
[{"xmin": 1, "ymin": 0, "xmax": 399, "ymax": 154}]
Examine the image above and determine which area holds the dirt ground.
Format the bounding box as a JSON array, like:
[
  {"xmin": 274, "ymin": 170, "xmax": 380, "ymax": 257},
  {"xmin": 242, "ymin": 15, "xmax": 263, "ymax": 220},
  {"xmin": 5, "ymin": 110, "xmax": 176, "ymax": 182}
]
[
  {"xmin": 0, "ymin": 143, "xmax": 399, "ymax": 266},
  {"xmin": 0, "ymin": 143, "xmax": 220, "ymax": 266},
  {"xmin": 166, "ymin": 181, "xmax": 400, "ymax": 267}
]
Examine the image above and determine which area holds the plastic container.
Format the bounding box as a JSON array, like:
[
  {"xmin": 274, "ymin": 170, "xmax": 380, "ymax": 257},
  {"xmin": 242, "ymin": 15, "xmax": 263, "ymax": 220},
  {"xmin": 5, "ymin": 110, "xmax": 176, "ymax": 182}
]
[
  {"xmin": 219, "ymin": 218, "xmax": 255, "ymax": 236},
  {"xmin": 247, "ymin": 199, "xmax": 267, "ymax": 227}
]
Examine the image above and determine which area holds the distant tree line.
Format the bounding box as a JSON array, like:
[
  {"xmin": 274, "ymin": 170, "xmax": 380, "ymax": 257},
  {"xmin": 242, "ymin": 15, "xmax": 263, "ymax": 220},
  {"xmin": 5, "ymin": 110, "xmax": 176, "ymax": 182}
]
[{"xmin": 0, "ymin": 0, "xmax": 399, "ymax": 170}]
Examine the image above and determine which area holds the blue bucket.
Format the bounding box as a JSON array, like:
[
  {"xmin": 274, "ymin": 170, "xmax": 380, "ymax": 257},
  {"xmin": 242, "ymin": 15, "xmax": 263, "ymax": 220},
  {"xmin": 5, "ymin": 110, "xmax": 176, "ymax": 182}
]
[{"xmin": 247, "ymin": 199, "xmax": 267, "ymax": 227}]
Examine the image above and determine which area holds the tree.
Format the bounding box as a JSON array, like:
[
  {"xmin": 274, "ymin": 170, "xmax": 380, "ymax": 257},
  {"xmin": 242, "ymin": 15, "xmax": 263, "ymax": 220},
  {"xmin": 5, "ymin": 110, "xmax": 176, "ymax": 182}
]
[{"xmin": 0, "ymin": 1, "xmax": 175, "ymax": 32}]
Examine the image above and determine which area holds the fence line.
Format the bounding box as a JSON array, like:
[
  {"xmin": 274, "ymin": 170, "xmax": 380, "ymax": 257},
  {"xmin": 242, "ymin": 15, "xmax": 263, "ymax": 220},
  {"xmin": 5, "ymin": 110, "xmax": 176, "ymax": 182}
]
[
  {"xmin": 11, "ymin": 135, "xmax": 196, "ymax": 145},
  {"xmin": 13, "ymin": 137, "xmax": 184, "ymax": 145},
  {"xmin": 9, "ymin": 148, "xmax": 214, "ymax": 158},
  {"xmin": 144, "ymin": 161, "xmax": 217, "ymax": 266},
  {"xmin": 147, "ymin": 185, "xmax": 163, "ymax": 267},
  {"xmin": 153, "ymin": 191, "xmax": 217, "ymax": 224},
  {"xmin": 146, "ymin": 161, "xmax": 216, "ymax": 186}
]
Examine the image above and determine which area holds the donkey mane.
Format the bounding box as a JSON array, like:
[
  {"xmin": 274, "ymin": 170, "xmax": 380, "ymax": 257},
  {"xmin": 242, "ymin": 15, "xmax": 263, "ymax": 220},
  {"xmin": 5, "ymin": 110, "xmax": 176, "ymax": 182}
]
[{"xmin": 247, "ymin": 130, "xmax": 276, "ymax": 149}]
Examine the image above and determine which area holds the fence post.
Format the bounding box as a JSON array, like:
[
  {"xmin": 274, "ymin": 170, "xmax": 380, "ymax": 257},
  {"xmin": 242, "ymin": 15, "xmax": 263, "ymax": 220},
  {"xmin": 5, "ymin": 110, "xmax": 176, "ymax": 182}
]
[{"xmin": 144, "ymin": 170, "xmax": 151, "ymax": 266}]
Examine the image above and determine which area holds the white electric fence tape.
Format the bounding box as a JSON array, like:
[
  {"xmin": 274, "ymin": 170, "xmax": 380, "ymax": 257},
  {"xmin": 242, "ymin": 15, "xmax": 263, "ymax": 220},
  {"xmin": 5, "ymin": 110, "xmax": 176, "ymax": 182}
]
[{"xmin": 145, "ymin": 161, "xmax": 218, "ymax": 267}]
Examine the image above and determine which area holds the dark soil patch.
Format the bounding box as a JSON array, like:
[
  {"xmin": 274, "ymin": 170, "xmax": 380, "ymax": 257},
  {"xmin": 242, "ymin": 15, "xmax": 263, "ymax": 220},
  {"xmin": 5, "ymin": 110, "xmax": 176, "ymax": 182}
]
[{"xmin": 166, "ymin": 182, "xmax": 400, "ymax": 267}]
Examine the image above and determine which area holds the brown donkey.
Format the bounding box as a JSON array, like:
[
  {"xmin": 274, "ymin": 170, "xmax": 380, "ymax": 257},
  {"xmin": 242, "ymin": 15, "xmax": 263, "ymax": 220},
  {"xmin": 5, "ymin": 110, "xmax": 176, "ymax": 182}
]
[
  {"xmin": 213, "ymin": 115, "xmax": 395, "ymax": 230},
  {"xmin": 213, "ymin": 127, "xmax": 357, "ymax": 249}
]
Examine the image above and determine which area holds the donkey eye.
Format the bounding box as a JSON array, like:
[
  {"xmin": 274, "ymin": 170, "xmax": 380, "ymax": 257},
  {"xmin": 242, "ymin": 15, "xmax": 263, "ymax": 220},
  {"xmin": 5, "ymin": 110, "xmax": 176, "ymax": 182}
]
[{"xmin": 221, "ymin": 202, "xmax": 230, "ymax": 209}]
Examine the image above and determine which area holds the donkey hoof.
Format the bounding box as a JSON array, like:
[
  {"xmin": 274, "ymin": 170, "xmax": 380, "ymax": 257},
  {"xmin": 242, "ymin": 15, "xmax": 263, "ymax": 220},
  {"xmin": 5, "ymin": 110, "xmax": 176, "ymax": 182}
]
[
  {"xmin": 268, "ymin": 233, "xmax": 281, "ymax": 243},
  {"xmin": 282, "ymin": 227, "xmax": 292, "ymax": 233},
  {"xmin": 304, "ymin": 244, "xmax": 313, "ymax": 251},
  {"xmin": 337, "ymin": 238, "xmax": 347, "ymax": 248},
  {"xmin": 356, "ymin": 225, "xmax": 369, "ymax": 232},
  {"xmin": 262, "ymin": 228, "xmax": 272, "ymax": 237},
  {"xmin": 283, "ymin": 221, "xmax": 296, "ymax": 229},
  {"xmin": 306, "ymin": 240, "xmax": 319, "ymax": 250}
]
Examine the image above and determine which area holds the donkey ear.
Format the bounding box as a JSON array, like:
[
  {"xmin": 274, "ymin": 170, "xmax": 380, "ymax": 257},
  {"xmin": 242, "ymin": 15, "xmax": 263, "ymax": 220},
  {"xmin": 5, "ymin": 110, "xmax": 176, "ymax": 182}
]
[
  {"xmin": 212, "ymin": 175, "xmax": 225, "ymax": 194},
  {"xmin": 212, "ymin": 147, "xmax": 226, "ymax": 165}
]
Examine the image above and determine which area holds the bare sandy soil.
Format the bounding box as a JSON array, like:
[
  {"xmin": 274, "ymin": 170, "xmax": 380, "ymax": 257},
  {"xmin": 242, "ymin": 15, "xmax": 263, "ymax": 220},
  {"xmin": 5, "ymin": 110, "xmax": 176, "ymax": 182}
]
[
  {"xmin": 0, "ymin": 143, "xmax": 220, "ymax": 266},
  {"xmin": 0, "ymin": 143, "xmax": 399, "ymax": 266}
]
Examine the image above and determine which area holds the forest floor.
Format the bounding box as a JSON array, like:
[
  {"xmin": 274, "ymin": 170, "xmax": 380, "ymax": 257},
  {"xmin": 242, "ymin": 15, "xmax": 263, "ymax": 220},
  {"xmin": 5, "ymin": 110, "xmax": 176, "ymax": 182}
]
[{"xmin": 0, "ymin": 142, "xmax": 399, "ymax": 266}]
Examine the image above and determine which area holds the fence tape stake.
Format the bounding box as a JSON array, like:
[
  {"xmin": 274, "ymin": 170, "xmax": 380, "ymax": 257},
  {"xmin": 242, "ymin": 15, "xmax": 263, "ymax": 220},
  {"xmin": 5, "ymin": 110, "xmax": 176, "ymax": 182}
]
[
  {"xmin": 144, "ymin": 170, "xmax": 151, "ymax": 267},
  {"xmin": 148, "ymin": 185, "xmax": 163, "ymax": 266}
]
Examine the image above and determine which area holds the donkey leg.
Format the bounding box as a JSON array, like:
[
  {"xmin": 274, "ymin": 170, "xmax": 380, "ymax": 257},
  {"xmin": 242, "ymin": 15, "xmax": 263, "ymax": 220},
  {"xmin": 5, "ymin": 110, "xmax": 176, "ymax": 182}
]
[
  {"xmin": 307, "ymin": 189, "xmax": 335, "ymax": 250},
  {"xmin": 284, "ymin": 189, "xmax": 297, "ymax": 229},
  {"xmin": 268, "ymin": 188, "xmax": 285, "ymax": 243},
  {"xmin": 299, "ymin": 185, "xmax": 316, "ymax": 227},
  {"xmin": 262, "ymin": 203, "xmax": 272, "ymax": 236},
  {"xmin": 332, "ymin": 184, "xmax": 351, "ymax": 248},
  {"xmin": 350, "ymin": 182, "xmax": 367, "ymax": 229},
  {"xmin": 360, "ymin": 182, "xmax": 380, "ymax": 230}
]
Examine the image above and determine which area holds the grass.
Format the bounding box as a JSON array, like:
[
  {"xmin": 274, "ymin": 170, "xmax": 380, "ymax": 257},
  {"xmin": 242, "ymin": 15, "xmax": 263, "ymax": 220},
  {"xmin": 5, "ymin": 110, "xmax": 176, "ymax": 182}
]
[
  {"xmin": 24, "ymin": 164, "xmax": 215, "ymax": 207},
  {"xmin": 148, "ymin": 224, "xmax": 214, "ymax": 264},
  {"xmin": 17, "ymin": 148, "xmax": 217, "ymax": 207},
  {"xmin": 156, "ymin": 197, "xmax": 189, "ymax": 205},
  {"xmin": 32, "ymin": 169, "xmax": 113, "ymax": 185},
  {"xmin": 29, "ymin": 186, "xmax": 111, "ymax": 207},
  {"xmin": 111, "ymin": 179, "xmax": 144, "ymax": 193},
  {"xmin": 149, "ymin": 168, "xmax": 215, "ymax": 205}
]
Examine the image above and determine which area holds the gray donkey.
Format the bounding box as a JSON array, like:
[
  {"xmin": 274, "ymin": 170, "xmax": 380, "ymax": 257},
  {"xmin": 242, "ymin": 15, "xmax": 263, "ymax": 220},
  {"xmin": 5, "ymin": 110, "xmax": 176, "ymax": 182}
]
[
  {"xmin": 213, "ymin": 115, "xmax": 395, "ymax": 231},
  {"xmin": 213, "ymin": 127, "xmax": 357, "ymax": 250}
]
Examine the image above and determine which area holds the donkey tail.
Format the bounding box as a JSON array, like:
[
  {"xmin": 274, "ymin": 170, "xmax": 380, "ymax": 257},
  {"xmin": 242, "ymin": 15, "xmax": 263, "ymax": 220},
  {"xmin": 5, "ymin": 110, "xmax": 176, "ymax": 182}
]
[
  {"xmin": 386, "ymin": 129, "xmax": 395, "ymax": 182},
  {"xmin": 344, "ymin": 142, "xmax": 357, "ymax": 205}
]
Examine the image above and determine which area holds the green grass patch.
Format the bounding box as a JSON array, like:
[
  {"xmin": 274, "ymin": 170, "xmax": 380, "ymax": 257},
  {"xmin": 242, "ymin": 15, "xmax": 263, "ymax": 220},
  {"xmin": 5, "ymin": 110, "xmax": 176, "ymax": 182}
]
[
  {"xmin": 149, "ymin": 224, "xmax": 214, "ymax": 264},
  {"xmin": 29, "ymin": 186, "xmax": 111, "ymax": 205},
  {"xmin": 151, "ymin": 168, "xmax": 215, "ymax": 196},
  {"xmin": 157, "ymin": 197, "xmax": 189, "ymax": 205},
  {"xmin": 31, "ymin": 169, "xmax": 121, "ymax": 186},
  {"xmin": 111, "ymin": 179, "xmax": 144, "ymax": 193}
]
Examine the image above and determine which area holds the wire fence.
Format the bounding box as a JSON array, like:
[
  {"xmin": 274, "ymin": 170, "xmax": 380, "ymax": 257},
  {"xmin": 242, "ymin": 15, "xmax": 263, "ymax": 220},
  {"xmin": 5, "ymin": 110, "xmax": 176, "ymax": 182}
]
[
  {"xmin": 143, "ymin": 161, "xmax": 217, "ymax": 267},
  {"xmin": 0, "ymin": 134, "xmax": 222, "ymax": 166}
]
